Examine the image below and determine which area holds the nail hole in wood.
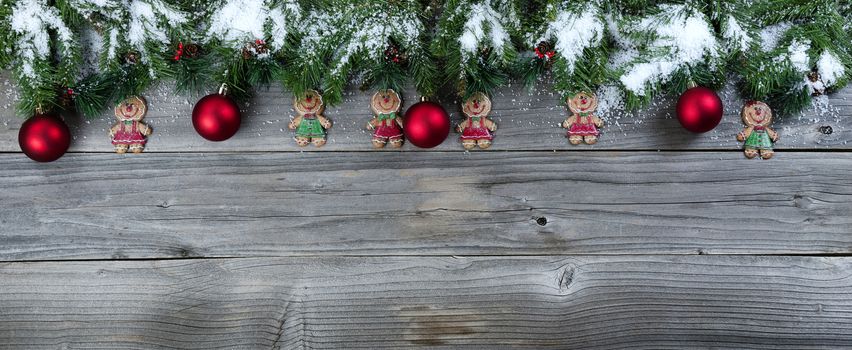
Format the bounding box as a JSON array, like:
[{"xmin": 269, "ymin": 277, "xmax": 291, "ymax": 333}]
[
  {"xmin": 819, "ymin": 125, "xmax": 833, "ymax": 135},
  {"xmin": 536, "ymin": 217, "xmax": 547, "ymax": 226}
]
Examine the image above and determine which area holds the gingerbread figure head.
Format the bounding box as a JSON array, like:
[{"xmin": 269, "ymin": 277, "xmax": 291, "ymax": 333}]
[
  {"xmin": 294, "ymin": 89, "xmax": 324, "ymax": 115},
  {"xmin": 741, "ymin": 100, "xmax": 773, "ymax": 127},
  {"xmin": 567, "ymin": 92, "xmax": 597, "ymax": 114},
  {"xmin": 462, "ymin": 92, "xmax": 491, "ymax": 118},
  {"xmin": 115, "ymin": 96, "xmax": 147, "ymax": 122},
  {"xmin": 371, "ymin": 89, "xmax": 402, "ymax": 115}
]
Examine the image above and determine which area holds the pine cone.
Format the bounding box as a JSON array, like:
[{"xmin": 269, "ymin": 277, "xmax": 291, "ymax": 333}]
[
  {"xmin": 124, "ymin": 51, "xmax": 139, "ymax": 65},
  {"xmin": 808, "ymin": 71, "xmax": 820, "ymax": 82},
  {"xmin": 58, "ymin": 88, "xmax": 74, "ymax": 108},
  {"xmin": 184, "ymin": 44, "xmax": 200, "ymax": 58},
  {"xmin": 808, "ymin": 70, "xmax": 825, "ymax": 96},
  {"xmin": 242, "ymin": 40, "xmax": 269, "ymax": 59},
  {"xmin": 383, "ymin": 42, "xmax": 408, "ymax": 65}
]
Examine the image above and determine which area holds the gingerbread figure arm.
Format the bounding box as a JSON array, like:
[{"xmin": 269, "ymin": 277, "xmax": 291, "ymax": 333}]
[
  {"xmin": 562, "ymin": 115, "xmax": 577, "ymax": 129},
  {"xmin": 767, "ymin": 127, "xmax": 779, "ymax": 142},
  {"xmin": 366, "ymin": 117, "xmax": 378, "ymax": 130},
  {"xmin": 317, "ymin": 114, "xmax": 332, "ymax": 129},
  {"xmin": 109, "ymin": 123, "xmax": 121, "ymax": 137},
  {"xmin": 456, "ymin": 119, "xmax": 469, "ymax": 133},
  {"xmin": 138, "ymin": 122, "xmax": 153, "ymax": 136},
  {"xmin": 288, "ymin": 115, "xmax": 302, "ymax": 130},
  {"xmin": 592, "ymin": 115, "xmax": 603, "ymax": 128},
  {"xmin": 484, "ymin": 118, "xmax": 497, "ymax": 131},
  {"xmin": 737, "ymin": 126, "xmax": 754, "ymax": 142}
]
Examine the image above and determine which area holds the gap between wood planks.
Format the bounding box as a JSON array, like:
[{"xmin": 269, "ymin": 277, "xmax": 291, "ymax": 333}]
[{"xmin": 6, "ymin": 252, "xmax": 852, "ymax": 264}]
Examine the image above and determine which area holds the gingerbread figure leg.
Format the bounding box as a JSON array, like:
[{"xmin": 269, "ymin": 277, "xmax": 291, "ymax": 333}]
[
  {"xmin": 568, "ymin": 135, "xmax": 583, "ymax": 145},
  {"xmin": 584, "ymin": 135, "xmax": 598, "ymax": 145},
  {"xmin": 462, "ymin": 140, "xmax": 476, "ymax": 150},
  {"xmin": 389, "ymin": 137, "xmax": 404, "ymax": 148},
  {"xmin": 744, "ymin": 148, "xmax": 758, "ymax": 159},
  {"xmin": 461, "ymin": 139, "xmax": 477, "ymax": 150},
  {"xmin": 477, "ymin": 139, "xmax": 492, "ymax": 149},
  {"xmin": 372, "ymin": 137, "xmax": 387, "ymax": 149},
  {"xmin": 115, "ymin": 144, "xmax": 129, "ymax": 154},
  {"xmin": 130, "ymin": 143, "xmax": 144, "ymax": 154},
  {"xmin": 312, "ymin": 137, "xmax": 327, "ymax": 147},
  {"xmin": 760, "ymin": 149, "xmax": 774, "ymax": 160},
  {"xmin": 295, "ymin": 137, "xmax": 310, "ymax": 147}
]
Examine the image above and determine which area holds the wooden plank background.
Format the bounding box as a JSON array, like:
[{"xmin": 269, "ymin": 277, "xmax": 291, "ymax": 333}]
[
  {"xmin": 1, "ymin": 69, "xmax": 852, "ymax": 348},
  {"xmin": 3, "ymin": 256, "xmax": 852, "ymax": 349}
]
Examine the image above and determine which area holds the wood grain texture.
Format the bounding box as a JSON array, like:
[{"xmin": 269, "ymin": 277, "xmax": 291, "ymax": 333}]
[
  {"xmin": 2, "ymin": 256, "xmax": 852, "ymax": 349},
  {"xmin": 2, "ymin": 151, "xmax": 850, "ymax": 261},
  {"xmin": 0, "ymin": 72, "xmax": 849, "ymax": 152}
]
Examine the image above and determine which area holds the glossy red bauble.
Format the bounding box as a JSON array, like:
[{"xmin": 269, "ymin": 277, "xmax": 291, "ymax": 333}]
[
  {"xmin": 676, "ymin": 86, "xmax": 724, "ymax": 133},
  {"xmin": 403, "ymin": 101, "xmax": 450, "ymax": 148},
  {"xmin": 192, "ymin": 94, "xmax": 241, "ymax": 141},
  {"xmin": 18, "ymin": 113, "xmax": 71, "ymax": 162}
]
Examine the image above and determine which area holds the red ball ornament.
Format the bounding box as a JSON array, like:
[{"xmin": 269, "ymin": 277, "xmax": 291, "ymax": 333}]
[
  {"xmin": 403, "ymin": 101, "xmax": 450, "ymax": 148},
  {"xmin": 676, "ymin": 86, "xmax": 724, "ymax": 133},
  {"xmin": 18, "ymin": 113, "xmax": 71, "ymax": 162},
  {"xmin": 192, "ymin": 93, "xmax": 241, "ymax": 141}
]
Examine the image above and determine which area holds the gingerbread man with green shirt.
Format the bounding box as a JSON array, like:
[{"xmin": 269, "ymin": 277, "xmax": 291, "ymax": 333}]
[
  {"xmin": 737, "ymin": 101, "xmax": 778, "ymax": 159},
  {"xmin": 289, "ymin": 89, "xmax": 332, "ymax": 147}
]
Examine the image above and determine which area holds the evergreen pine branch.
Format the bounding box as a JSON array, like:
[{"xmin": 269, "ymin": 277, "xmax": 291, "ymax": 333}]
[
  {"xmin": 0, "ymin": 1, "xmax": 14, "ymax": 69},
  {"xmin": 69, "ymin": 73, "xmax": 111, "ymax": 118},
  {"xmin": 433, "ymin": 0, "xmax": 520, "ymax": 97}
]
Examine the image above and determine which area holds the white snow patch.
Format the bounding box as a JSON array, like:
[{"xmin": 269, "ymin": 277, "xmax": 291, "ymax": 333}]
[
  {"xmin": 722, "ymin": 15, "xmax": 750, "ymax": 53},
  {"xmin": 816, "ymin": 50, "xmax": 845, "ymax": 87},
  {"xmin": 459, "ymin": 2, "xmax": 511, "ymax": 59},
  {"xmin": 595, "ymin": 84, "xmax": 624, "ymax": 118},
  {"xmin": 10, "ymin": 0, "xmax": 74, "ymax": 78},
  {"xmin": 787, "ymin": 39, "xmax": 811, "ymax": 72},
  {"xmin": 330, "ymin": 4, "xmax": 421, "ymax": 75},
  {"xmin": 758, "ymin": 22, "xmax": 792, "ymax": 52},
  {"xmin": 207, "ymin": 0, "xmax": 267, "ymax": 48},
  {"xmin": 538, "ymin": 7, "xmax": 604, "ymax": 74},
  {"xmin": 619, "ymin": 5, "xmax": 720, "ymax": 95}
]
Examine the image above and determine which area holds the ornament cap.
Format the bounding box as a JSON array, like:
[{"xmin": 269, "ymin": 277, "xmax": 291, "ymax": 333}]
[
  {"xmin": 686, "ymin": 81, "xmax": 698, "ymax": 89},
  {"xmin": 218, "ymin": 83, "xmax": 229, "ymax": 96}
]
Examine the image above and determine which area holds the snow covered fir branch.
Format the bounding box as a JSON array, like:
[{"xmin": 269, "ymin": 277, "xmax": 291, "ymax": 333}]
[{"xmin": 0, "ymin": 0, "xmax": 850, "ymax": 119}]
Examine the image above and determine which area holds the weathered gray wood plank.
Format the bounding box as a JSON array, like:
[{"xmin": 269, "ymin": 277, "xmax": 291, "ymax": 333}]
[
  {"xmin": 2, "ymin": 151, "xmax": 850, "ymax": 261},
  {"xmin": 0, "ymin": 72, "xmax": 849, "ymax": 152},
  {"xmin": 1, "ymin": 256, "xmax": 851, "ymax": 349}
]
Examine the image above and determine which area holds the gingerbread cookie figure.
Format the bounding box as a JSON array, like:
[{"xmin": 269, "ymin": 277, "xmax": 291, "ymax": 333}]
[
  {"xmin": 109, "ymin": 96, "xmax": 152, "ymax": 154},
  {"xmin": 367, "ymin": 89, "xmax": 404, "ymax": 148},
  {"xmin": 457, "ymin": 92, "xmax": 497, "ymax": 150},
  {"xmin": 562, "ymin": 92, "xmax": 603, "ymax": 145},
  {"xmin": 289, "ymin": 89, "xmax": 332, "ymax": 147},
  {"xmin": 737, "ymin": 101, "xmax": 778, "ymax": 159}
]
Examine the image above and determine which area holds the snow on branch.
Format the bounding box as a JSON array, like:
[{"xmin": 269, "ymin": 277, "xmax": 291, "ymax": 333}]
[
  {"xmin": 537, "ymin": 4, "xmax": 605, "ymax": 75},
  {"xmin": 457, "ymin": 0, "xmax": 516, "ymax": 61},
  {"xmin": 619, "ymin": 5, "xmax": 720, "ymax": 96},
  {"xmin": 206, "ymin": 0, "xmax": 301, "ymax": 51},
  {"xmin": 11, "ymin": 0, "xmax": 74, "ymax": 79}
]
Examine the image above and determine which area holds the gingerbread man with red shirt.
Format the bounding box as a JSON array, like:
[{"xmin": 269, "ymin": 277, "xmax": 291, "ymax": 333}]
[
  {"xmin": 110, "ymin": 96, "xmax": 152, "ymax": 154},
  {"xmin": 456, "ymin": 92, "xmax": 497, "ymax": 150},
  {"xmin": 562, "ymin": 92, "xmax": 603, "ymax": 145},
  {"xmin": 366, "ymin": 89, "xmax": 404, "ymax": 148}
]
